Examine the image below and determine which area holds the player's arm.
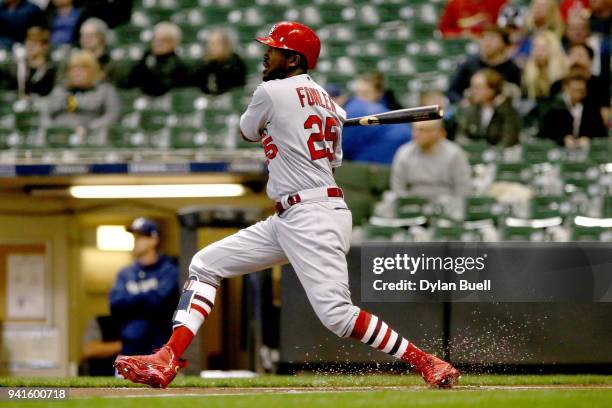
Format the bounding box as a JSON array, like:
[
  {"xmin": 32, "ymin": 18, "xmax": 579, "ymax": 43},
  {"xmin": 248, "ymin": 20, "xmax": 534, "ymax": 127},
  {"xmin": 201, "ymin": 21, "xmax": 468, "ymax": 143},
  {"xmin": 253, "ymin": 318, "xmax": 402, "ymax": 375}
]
[{"xmin": 239, "ymin": 84, "xmax": 273, "ymax": 142}]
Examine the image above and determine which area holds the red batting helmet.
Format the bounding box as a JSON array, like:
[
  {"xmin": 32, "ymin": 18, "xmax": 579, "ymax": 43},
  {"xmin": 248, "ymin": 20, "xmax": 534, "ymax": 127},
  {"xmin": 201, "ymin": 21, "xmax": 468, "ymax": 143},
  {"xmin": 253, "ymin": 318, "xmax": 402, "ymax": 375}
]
[{"xmin": 256, "ymin": 21, "xmax": 321, "ymax": 70}]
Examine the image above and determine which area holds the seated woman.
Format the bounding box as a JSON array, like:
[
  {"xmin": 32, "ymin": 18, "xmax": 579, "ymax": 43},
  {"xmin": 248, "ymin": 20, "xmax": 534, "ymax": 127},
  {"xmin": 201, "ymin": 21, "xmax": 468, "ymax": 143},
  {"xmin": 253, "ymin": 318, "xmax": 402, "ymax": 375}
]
[
  {"xmin": 456, "ymin": 68, "xmax": 521, "ymax": 147},
  {"xmin": 43, "ymin": 50, "xmax": 119, "ymax": 136}
]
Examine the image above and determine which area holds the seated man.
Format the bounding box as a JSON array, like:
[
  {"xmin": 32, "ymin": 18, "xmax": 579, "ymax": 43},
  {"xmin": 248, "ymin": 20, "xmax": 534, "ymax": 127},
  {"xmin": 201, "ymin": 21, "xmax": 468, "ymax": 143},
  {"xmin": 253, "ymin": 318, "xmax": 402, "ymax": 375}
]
[
  {"xmin": 391, "ymin": 120, "xmax": 472, "ymax": 201},
  {"xmin": 539, "ymin": 73, "xmax": 607, "ymax": 148},
  {"xmin": 127, "ymin": 22, "xmax": 188, "ymax": 96},
  {"xmin": 190, "ymin": 29, "xmax": 246, "ymax": 95}
]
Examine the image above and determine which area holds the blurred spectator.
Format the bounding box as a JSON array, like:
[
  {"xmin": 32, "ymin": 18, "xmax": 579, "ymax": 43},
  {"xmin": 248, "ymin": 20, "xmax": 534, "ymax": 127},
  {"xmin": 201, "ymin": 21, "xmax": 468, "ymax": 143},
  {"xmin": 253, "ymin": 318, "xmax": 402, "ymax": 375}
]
[
  {"xmin": 127, "ymin": 22, "xmax": 188, "ymax": 96},
  {"xmin": 563, "ymin": 11, "xmax": 604, "ymax": 76},
  {"xmin": 551, "ymin": 44, "xmax": 610, "ymax": 123},
  {"xmin": 559, "ymin": 0, "xmax": 590, "ymax": 22},
  {"xmin": 390, "ymin": 120, "xmax": 471, "ymax": 201},
  {"xmin": 456, "ymin": 68, "xmax": 521, "ymax": 147},
  {"xmin": 109, "ymin": 218, "xmax": 180, "ymax": 356},
  {"xmin": 190, "ymin": 30, "xmax": 246, "ymax": 95},
  {"xmin": 420, "ymin": 90, "xmax": 457, "ymax": 141},
  {"xmin": 438, "ymin": 0, "xmax": 507, "ymax": 38},
  {"xmin": 522, "ymin": 31, "xmax": 568, "ymax": 101},
  {"xmin": 589, "ymin": 0, "xmax": 611, "ymax": 35},
  {"xmin": 447, "ymin": 26, "xmax": 521, "ymax": 103},
  {"xmin": 0, "ymin": 26, "xmax": 56, "ymax": 97},
  {"xmin": 79, "ymin": 17, "xmax": 123, "ymax": 84},
  {"xmin": 525, "ymin": 0, "xmax": 565, "ymax": 38},
  {"xmin": 0, "ymin": 0, "xmax": 44, "ymax": 49},
  {"xmin": 46, "ymin": 0, "xmax": 81, "ymax": 46},
  {"xmin": 340, "ymin": 76, "xmax": 411, "ymax": 165},
  {"xmin": 80, "ymin": 315, "xmax": 121, "ymax": 376},
  {"xmin": 347, "ymin": 71, "xmax": 402, "ymax": 111},
  {"xmin": 75, "ymin": 0, "xmax": 133, "ymax": 28},
  {"xmin": 539, "ymin": 74, "xmax": 607, "ymax": 147},
  {"xmin": 42, "ymin": 50, "xmax": 119, "ymax": 134}
]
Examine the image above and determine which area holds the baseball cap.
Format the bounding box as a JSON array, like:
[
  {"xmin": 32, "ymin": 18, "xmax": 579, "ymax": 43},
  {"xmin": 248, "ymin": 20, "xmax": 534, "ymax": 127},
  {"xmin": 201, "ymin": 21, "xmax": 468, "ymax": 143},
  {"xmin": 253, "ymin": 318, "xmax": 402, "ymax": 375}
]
[{"xmin": 126, "ymin": 217, "xmax": 160, "ymax": 237}]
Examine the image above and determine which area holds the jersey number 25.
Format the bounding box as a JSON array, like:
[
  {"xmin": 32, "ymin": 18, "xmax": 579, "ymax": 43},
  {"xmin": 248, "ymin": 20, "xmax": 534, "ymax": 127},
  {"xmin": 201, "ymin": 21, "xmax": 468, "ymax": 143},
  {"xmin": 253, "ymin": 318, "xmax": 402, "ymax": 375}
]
[{"xmin": 304, "ymin": 115, "xmax": 338, "ymax": 162}]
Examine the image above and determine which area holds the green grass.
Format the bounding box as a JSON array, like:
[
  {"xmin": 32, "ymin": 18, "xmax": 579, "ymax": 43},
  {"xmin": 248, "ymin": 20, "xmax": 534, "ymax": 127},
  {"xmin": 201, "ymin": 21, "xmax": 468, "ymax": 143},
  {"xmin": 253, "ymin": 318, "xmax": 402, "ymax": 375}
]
[
  {"xmin": 1, "ymin": 374, "xmax": 612, "ymax": 388},
  {"xmin": 2, "ymin": 390, "xmax": 612, "ymax": 408},
  {"xmin": 1, "ymin": 375, "xmax": 611, "ymax": 408}
]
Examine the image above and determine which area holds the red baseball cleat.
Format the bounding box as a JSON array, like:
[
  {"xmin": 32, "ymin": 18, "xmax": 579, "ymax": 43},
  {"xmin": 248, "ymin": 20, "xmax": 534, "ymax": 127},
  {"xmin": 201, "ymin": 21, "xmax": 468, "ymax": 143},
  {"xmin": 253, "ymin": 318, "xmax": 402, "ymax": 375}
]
[
  {"xmin": 114, "ymin": 345, "xmax": 188, "ymax": 389},
  {"xmin": 414, "ymin": 354, "xmax": 460, "ymax": 388}
]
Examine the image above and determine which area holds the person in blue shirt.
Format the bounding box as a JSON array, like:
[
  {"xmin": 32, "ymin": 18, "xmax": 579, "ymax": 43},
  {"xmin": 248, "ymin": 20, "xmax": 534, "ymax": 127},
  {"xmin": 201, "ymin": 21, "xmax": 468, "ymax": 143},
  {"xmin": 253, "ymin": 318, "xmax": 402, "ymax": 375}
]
[
  {"xmin": 334, "ymin": 74, "xmax": 411, "ymax": 165},
  {"xmin": 0, "ymin": 0, "xmax": 44, "ymax": 49},
  {"xmin": 109, "ymin": 218, "xmax": 180, "ymax": 356}
]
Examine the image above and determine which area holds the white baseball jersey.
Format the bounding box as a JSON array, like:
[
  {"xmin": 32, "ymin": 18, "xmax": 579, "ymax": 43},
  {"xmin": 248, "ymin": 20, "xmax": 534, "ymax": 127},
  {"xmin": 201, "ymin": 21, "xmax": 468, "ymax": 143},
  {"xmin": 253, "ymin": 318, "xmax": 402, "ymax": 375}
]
[{"xmin": 240, "ymin": 74, "xmax": 347, "ymax": 200}]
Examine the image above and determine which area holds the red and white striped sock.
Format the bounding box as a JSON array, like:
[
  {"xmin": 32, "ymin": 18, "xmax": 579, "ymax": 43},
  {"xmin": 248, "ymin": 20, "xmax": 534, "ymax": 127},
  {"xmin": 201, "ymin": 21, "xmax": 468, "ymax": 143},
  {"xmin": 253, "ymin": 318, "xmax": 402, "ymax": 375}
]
[
  {"xmin": 350, "ymin": 309, "xmax": 428, "ymax": 368},
  {"xmin": 171, "ymin": 279, "xmax": 217, "ymax": 335}
]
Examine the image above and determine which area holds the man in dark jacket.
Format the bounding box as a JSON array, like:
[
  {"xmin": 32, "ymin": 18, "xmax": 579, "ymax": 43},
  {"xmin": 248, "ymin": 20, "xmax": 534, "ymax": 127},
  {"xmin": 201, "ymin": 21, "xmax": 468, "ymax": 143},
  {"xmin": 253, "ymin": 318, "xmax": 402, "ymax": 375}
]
[
  {"xmin": 127, "ymin": 22, "xmax": 188, "ymax": 96},
  {"xmin": 539, "ymin": 74, "xmax": 607, "ymax": 147},
  {"xmin": 191, "ymin": 30, "xmax": 246, "ymax": 95},
  {"xmin": 109, "ymin": 218, "xmax": 180, "ymax": 356},
  {"xmin": 447, "ymin": 25, "xmax": 521, "ymax": 103}
]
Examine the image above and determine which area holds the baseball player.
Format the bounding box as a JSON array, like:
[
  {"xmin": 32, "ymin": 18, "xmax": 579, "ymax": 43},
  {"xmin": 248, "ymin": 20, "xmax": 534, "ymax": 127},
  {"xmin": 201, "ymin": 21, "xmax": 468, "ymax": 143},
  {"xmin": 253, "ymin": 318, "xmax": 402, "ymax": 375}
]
[{"xmin": 114, "ymin": 21, "xmax": 460, "ymax": 388}]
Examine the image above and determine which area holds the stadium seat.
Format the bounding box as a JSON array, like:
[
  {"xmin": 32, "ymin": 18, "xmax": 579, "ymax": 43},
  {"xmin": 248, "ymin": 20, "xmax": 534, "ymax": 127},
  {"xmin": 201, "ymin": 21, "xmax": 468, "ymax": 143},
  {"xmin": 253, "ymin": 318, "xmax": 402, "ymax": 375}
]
[
  {"xmin": 395, "ymin": 197, "xmax": 429, "ymax": 218},
  {"xmin": 571, "ymin": 225, "xmax": 610, "ymax": 241},
  {"xmin": 44, "ymin": 127, "xmax": 83, "ymax": 148},
  {"xmin": 169, "ymin": 126, "xmax": 210, "ymax": 149},
  {"xmin": 588, "ymin": 138, "xmax": 612, "ymax": 164},
  {"xmin": 495, "ymin": 162, "xmax": 532, "ymax": 183},
  {"xmin": 343, "ymin": 189, "xmax": 375, "ymax": 226},
  {"xmin": 363, "ymin": 224, "xmax": 400, "ymax": 241},
  {"xmin": 530, "ymin": 195, "xmax": 566, "ymax": 219},
  {"xmin": 368, "ymin": 165, "xmax": 391, "ymax": 196},
  {"xmin": 522, "ymin": 139, "xmax": 557, "ymax": 164},
  {"xmin": 139, "ymin": 109, "xmax": 169, "ymax": 131},
  {"xmin": 107, "ymin": 126, "xmax": 150, "ymax": 148},
  {"xmin": 465, "ymin": 196, "xmax": 500, "ymax": 221}
]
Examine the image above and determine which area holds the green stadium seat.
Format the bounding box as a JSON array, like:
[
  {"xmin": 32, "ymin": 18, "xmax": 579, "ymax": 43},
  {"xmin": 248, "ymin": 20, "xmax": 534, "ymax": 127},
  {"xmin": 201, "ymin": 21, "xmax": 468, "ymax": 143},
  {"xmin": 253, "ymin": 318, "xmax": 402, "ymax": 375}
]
[
  {"xmin": 343, "ymin": 189, "xmax": 375, "ymax": 226},
  {"xmin": 169, "ymin": 126, "xmax": 209, "ymax": 149},
  {"xmin": 139, "ymin": 110, "xmax": 169, "ymax": 131},
  {"xmin": 334, "ymin": 161, "xmax": 371, "ymax": 192},
  {"xmin": 604, "ymin": 196, "xmax": 612, "ymax": 218},
  {"xmin": 170, "ymin": 88, "xmax": 204, "ymax": 113},
  {"xmin": 395, "ymin": 197, "xmax": 429, "ymax": 218},
  {"xmin": 14, "ymin": 111, "xmax": 40, "ymax": 131},
  {"xmin": 522, "ymin": 139, "xmax": 557, "ymax": 164},
  {"xmin": 571, "ymin": 225, "xmax": 609, "ymax": 241},
  {"xmin": 459, "ymin": 140, "xmax": 490, "ymax": 164},
  {"xmin": 363, "ymin": 224, "xmax": 400, "ymax": 240},
  {"xmin": 368, "ymin": 165, "xmax": 391, "ymax": 196},
  {"xmin": 502, "ymin": 226, "xmax": 547, "ymax": 241},
  {"xmin": 44, "ymin": 127, "xmax": 82, "ymax": 148},
  {"xmin": 465, "ymin": 196, "xmax": 499, "ymax": 221},
  {"xmin": 495, "ymin": 162, "xmax": 532, "ymax": 183},
  {"xmin": 588, "ymin": 138, "xmax": 612, "ymax": 164},
  {"xmin": 107, "ymin": 126, "xmax": 149, "ymax": 148},
  {"xmin": 530, "ymin": 195, "xmax": 565, "ymax": 219}
]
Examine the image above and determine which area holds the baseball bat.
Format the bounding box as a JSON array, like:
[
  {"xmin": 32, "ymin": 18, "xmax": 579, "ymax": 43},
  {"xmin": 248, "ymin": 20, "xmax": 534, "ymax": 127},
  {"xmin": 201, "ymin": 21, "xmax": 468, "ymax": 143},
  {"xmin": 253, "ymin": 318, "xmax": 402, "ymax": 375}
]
[{"xmin": 343, "ymin": 105, "xmax": 444, "ymax": 127}]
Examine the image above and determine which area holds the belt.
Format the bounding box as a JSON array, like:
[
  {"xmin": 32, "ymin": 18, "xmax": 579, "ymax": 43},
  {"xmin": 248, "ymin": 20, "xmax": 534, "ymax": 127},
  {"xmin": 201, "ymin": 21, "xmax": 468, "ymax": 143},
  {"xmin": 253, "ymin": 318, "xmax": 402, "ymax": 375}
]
[{"xmin": 275, "ymin": 187, "xmax": 344, "ymax": 215}]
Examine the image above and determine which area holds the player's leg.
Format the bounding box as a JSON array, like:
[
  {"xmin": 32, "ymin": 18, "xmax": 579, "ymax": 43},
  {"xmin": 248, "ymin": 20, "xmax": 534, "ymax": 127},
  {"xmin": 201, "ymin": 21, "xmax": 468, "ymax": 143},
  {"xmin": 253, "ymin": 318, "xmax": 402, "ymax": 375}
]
[
  {"xmin": 114, "ymin": 217, "xmax": 288, "ymax": 388},
  {"xmin": 167, "ymin": 217, "xmax": 287, "ymax": 357},
  {"xmin": 275, "ymin": 202, "xmax": 459, "ymax": 387}
]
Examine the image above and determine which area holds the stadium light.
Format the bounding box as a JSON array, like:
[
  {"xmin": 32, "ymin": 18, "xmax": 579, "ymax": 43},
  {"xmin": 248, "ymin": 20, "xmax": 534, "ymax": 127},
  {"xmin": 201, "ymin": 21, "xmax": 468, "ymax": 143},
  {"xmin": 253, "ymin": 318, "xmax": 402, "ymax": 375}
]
[
  {"xmin": 97, "ymin": 226, "xmax": 134, "ymax": 251},
  {"xmin": 69, "ymin": 184, "xmax": 246, "ymax": 199}
]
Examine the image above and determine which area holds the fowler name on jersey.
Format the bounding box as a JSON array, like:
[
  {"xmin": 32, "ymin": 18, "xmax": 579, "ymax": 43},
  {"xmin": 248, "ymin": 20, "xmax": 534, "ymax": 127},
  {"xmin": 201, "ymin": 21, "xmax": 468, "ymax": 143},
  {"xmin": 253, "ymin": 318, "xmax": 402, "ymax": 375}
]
[{"xmin": 239, "ymin": 74, "xmax": 347, "ymax": 200}]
